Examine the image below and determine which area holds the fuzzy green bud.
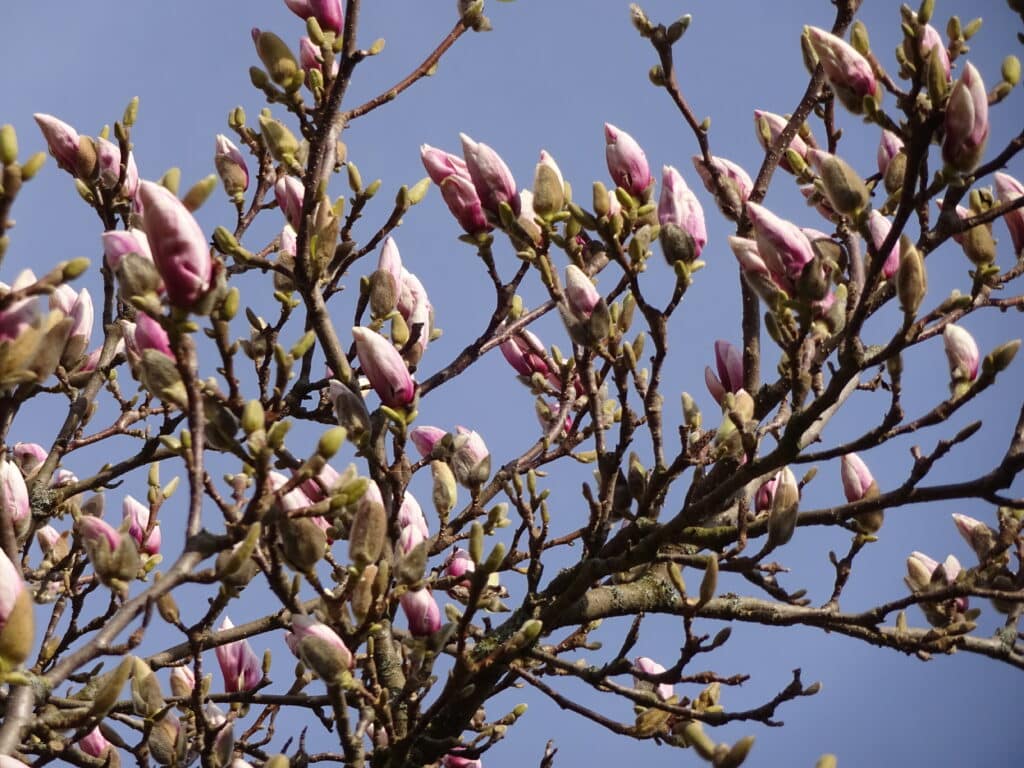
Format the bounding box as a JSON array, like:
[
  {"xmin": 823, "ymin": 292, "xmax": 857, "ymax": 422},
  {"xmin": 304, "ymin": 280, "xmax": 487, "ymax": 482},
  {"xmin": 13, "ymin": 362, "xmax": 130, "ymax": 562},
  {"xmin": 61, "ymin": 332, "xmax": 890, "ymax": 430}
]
[
  {"xmin": 897, "ymin": 236, "xmax": 927, "ymax": 316},
  {"xmin": 256, "ymin": 31, "xmax": 303, "ymax": 92},
  {"xmin": 182, "ymin": 174, "xmax": 218, "ymax": 212},
  {"xmin": 0, "ymin": 124, "xmax": 17, "ymax": 165}
]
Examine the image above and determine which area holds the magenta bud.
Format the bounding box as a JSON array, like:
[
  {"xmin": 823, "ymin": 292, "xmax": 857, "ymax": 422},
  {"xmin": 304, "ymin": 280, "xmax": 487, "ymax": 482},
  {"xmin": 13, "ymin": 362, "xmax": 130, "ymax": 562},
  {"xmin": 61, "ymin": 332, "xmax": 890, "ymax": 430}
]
[
  {"xmin": 745, "ymin": 202, "xmax": 815, "ymax": 291},
  {"xmin": 604, "ymin": 123, "xmax": 653, "ymax": 196},
  {"xmin": 102, "ymin": 228, "xmax": 155, "ymax": 273},
  {"xmin": 400, "ymin": 588, "xmax": 442, "ymax": 636},
  {"xmin": 705, "ymin": 340, "xmax": 743, "ymax": 404},
  {"xmin": 410, "ymin": 425, "xmax": 447, "ymax": 458},
  {"xmin": 284, "ymin": 0, "xmax": 344, "ymax": 34},
  {"xmin": 942, "ymin": 62, "xmax": 989, "ymax": 172},
  {"xmin": 658, "ymin": 165, "xmax": 706, "ymax": 257},
  {"xmin": 275, "ymin": 175, "xmax": 305, "ymax": 229},
  {"xmin": 299, "ymin": 463, "xmax": 341, "ymax": 504},
  {"xmin": 137, "ymin": 181, "xmax": 212, "ymax": 308},
  {"xmin": 440, "ymin": 174, "xmax": 490, "ymax": 234},
  {"xmin": 1, "ymin": 457, "xmax": 31, "ymax": 529},
  {"xmin": 754, "ymin": 472, "xmax": 780, "ymax": 513},
  {"xmin": 500, "ymin": 329, "xmax": 558, "ymax": 387},
  {"xmin": 753, "ymin": 110, "xmax": 809, "ymax": 172},
  {"xmin": 215, "ymin": 617, "xmax": 262, "ymax": 692},
  {"xmin": 943, "ymin": 323, "xmax": 980, "ymax": 382},
  {"xmin": 352, "ymin": 326, "xmax": 416, "ymax": 408},
  {"xmin": 633, "ymin": 656, "xmax": 675, "ymax": 701},
  {"xmin": 132, "ymin": 313, "xmax": 174, "ymax": 359},
  {"xmin": 866, "ymin": 210, "xmax": 901, "ymax": 279},
  {"xmin": 79, "ymin": 727, "xmax": 112, "ymax": 759},
  {"xmin": 420, "ymin": 144, "xmax": 471, "ymax": 185},
  {"xmin": 804, "ymin": 26, "xmax": 881, "ymax": 113},
  {"xmin": 33, "ymin": 113, "xmax": 80, "ymax": 173},
  {"xmin": 444, "ymin": 547, "xmax": 475, "ymax": 582},
  {"xmin": 564, "ymin": 264, "xmax": 600, "ymax": 319},
  {"xmin": 123, "ymin": 495, "xmax": 161, "ymax": 555},
  {"xmin": 442, "ymin": 753, "xmax": 482, "ymax": 768},
  {"xmin": 215, "ymin": 134, "xmax": 249, "ymax": 197},
  {"xmin": 994, "ymin": 172, "xmax": 1024, "ymax": 256},
  {"xmin": 840, "ymin": 453, "xmax": 876, "ymax": 503},
  {"xmin": 460, "ymin": 133, "xmax": 519, "ymax": 216}
]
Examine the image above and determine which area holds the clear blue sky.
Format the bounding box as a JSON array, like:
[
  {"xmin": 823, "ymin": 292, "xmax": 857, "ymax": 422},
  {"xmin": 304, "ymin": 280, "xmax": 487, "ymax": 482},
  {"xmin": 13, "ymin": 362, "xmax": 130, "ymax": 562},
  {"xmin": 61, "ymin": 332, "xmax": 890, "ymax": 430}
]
[{"xmin": 3, "ymin": 2, "xmax": 1023, "ymax": 766}]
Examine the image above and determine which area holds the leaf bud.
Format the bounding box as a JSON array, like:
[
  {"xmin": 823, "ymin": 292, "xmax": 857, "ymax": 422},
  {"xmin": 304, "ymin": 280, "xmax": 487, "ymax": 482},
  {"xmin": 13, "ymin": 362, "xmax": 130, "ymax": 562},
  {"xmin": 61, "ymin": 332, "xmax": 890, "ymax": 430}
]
[{"xmin": 0, "ymin": 124, "xmax": 17, "ymax": 165}]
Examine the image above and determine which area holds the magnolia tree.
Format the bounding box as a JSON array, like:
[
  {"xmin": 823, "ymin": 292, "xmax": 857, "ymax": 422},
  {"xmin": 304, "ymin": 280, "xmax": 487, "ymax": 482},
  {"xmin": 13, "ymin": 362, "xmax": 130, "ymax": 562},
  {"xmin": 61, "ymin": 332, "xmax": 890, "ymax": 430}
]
[{"xmin": 1, "ymin": 0, "xmax": 1023, "ymax": 766}]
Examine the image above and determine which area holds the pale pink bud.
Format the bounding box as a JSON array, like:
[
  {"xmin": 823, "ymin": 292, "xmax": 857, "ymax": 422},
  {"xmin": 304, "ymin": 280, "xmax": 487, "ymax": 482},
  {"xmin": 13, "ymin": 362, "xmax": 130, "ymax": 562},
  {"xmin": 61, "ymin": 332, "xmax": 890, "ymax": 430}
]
[
  {"xmin": 866, "ymin": 210, "xmax": 901, "ymax": 279},
  {"xmin": 658, "ymin": 166, "xmax": 706, "ymax": 257},
  {"xmin": 692, "ymin": 155, "xmax": 753, "ymax": 204},
  {"xmin": 420, "ymin": 144, "xmax": 471, "ymax": 186},
  {"xmin": 137, "ymin": 180, "xmax": 212, "ymax": 308},
  {"xmin": 935, "ymin": 198, "xmax": 972, "ymax": 245},
  {"xmin": 397, "ymin": 522, "xmax": 425, "ymax": 556},
  {"xmin": 952, "ymin": 513, "xmax": 995, "ymax": 560},
  {"xmin": 284, "ymin": 0, "xmax": 344, "ymax": 34},
  {"xmin": 12, "ymin": 442, "xmax": 47, "ymax": 474},
  {"xmin": 269, "ymin": 471, "xmax": 314, "ymax": 514},
  {"xmin": 51, "ymin": 468, "xmax": 78, "ymax": 488},
  {"xmin": 460, "ymin": 133, "xmax": 519, "ymax": 216},
  {"xmin": 943, "ymin": 62, "xmax": 989, "ymax": 172},
  {"xmin": 564, "ymin": 264, "xmax": 600, "ymax": 319},
  {"xmin": 704, "ymin": 339, "xmax": 743, "ymax": 405},
  {"xmin": 377, "ymin": 236, "xmax": 402, "ymax": 293},
  {"xmin": 804, "ymin": 26, "xmax": 881, "ymax": 113},
  {"xmin": 50, "ymin": 285, "xmax": 93, "ymax": 348},
  {"xmin": 943, "ymin": 324, "xmax": 979, "ymax": 381},
  {"xmin": 299, "ymin": 36, "xmax": 339, "ymax": 79},
  {"xmin": 36, "ymin": 525, "xmax": 63, "ymax": 556},
  {"xmin": 133, "ymin": 313, "xmax": 174, "ymax": 359},
  {"xmin": 919, "ymin": 24, "xmax": 951, "ymax": 81},
  {"xmin": 398, "ymin": 491, "xmax": 429, "ymax": 539},
  {"xmin": 275, "ymin": 175, "xmax": 305, "ymax": 229},
  {"xmin": 634, "ymin": 656, "xmax": 674, "ymax": 701},
  {"xmin": 452, "ymin": 426, "xmax": 491, "ymax": 488},
  {"xmin": 97, "ymin": 136, "xmax": 140, "ymax": 197},
  {"xmin": 753, "ymin": 110, "xmax": 809, "ymax": 172},
  {"xmin": 169, "ymin": 665, "xmax": 195, "ymax": 697},
  {"xmin": 994, "ymin": 172, "xmax": 1024, "ymax": 256},
  {"xmin": 745, "ymin": 202, "xmax": 815, "ymax": 290},
  {"xmin": 33, "ymin": 113, "xmax": 80, "ymax": 172},
  {"xmin": 604, "ymin": 123, "xmax": 652, "ymax": 196},
  {"xmin": 77, "ymin": 515, "xmax": 123, "ymax": 557},
  {"xmin": 876, "ymin": 130, "xmax": 904, "ymax": 176},
  {"xmin": 0, "ymin": 270, "xmax": 40, "ymax": 343},
  {"xmin": 400, "ymin": 588, "xmax": 441, "ymax": 636},
  {"xmin": 123, "ymin": 495, "xmax": 161, "ymax": 555},
  {"xmin": 410, "ymin": 425, "xmax": 447, "ymax": 458},
  {"xmin": 215, "ymin": 134, "xmax": 249, "ymax": 196},
  {"xmin": 729, "ymin": 236, "xmax": 770, "ymax": 278},
  {"xmin": 79, "ymin": 727, "xmax": 111, "ymax": 758},
  {"xmin": 102, "ymin": 228, "xmax": 155, "ymax": 272},
  {"xmin": 444, "ymin": 547, "xmax": 475, "ymax": 582},
  {"xmin": 287, "ymin": 614, "xmax": 353, "ymax": 668},
  {"xmin": 840, "ymin": 453, "xmax": 876, "ymax": 503},
  {"xmin": 352, "ymin": 326, "xmax": 416, "ymax": 408},
  {"xmin": 1, "ymin": 458, "xmax": 30, "ymax": 527},
  {"xmin": 397, "ymin": 269, "xmax": 432, "ymax": 354},
  {"xmin": 215, "ymin": 617, "xmax": 262, "ymax": 693},
  {"xmin": 299, "ymin": 463, "xmax": 341, "ymax": 504},
  {"xmin": 538, "ymin": 149, "xmax": 564, "ymax": 191},
  {"xmin": 0, "ymin": 548, "xmax": 26, "ymax": 632}
]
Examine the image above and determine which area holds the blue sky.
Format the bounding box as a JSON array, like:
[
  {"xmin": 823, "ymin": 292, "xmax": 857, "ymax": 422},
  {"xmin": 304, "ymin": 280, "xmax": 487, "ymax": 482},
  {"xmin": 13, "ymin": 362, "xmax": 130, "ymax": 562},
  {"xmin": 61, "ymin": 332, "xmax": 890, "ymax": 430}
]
[{"xmin": 4, "ymin": 1, "xmax": 1024, "ymax": 767}]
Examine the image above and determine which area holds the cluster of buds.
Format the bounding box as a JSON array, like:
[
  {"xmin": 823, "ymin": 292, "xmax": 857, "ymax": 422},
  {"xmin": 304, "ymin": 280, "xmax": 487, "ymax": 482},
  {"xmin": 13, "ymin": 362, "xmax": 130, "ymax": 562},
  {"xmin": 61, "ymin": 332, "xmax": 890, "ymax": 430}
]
[
  {"xmin": 284, "ymin": 0, "xmax": 344, "ymax": 35},
  {"xmin": 412, "ymin": 425, "xmax": 492, "ymax": 491},
  {"xmin": 732, "ymin": 203, "xmax": 816, "ymax": 301},
  {"xmin": 500, "ymin": 327, "xmax": 562, "ymax": 391},
  {"xmin": 905, "ymin": 551, "xmax": 968, "ymax": 627},
  {"xmin": 34, "ymin": 113, "xmax": 139, "ymax": 199}
]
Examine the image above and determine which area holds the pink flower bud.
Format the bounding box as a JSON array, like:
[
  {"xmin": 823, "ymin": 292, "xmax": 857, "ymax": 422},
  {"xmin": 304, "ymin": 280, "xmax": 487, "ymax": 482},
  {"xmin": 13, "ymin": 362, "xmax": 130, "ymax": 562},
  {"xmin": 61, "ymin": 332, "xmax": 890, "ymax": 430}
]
[
  {"xmin": 50, "ymin": 285, "xmax": 94, "ymax": 349},
  {"xmin": 268, "ymin": 471, "xmax": 314, "ymax": 514},
  {"xmin": 704, "ymin": 340, "xmax": 743, "ymax": 405},
  {"xmin": 500, "ymin": 329, "xmax": 558, "ymax": 387},
  {"xmin": 215, "ymin": 617, "xmax": 262, "ymax": 693},
  {"xmin": 410, "ymin": 425, "xmax": 447, "ymax": 458},
  {"xmin": 452, "ymin": 426, "xmax": 490, "ymax": 488},
  {"xmin": 398, "ymin": 491, "xmax": 429, "ymax": 539},
  {"xmin": 123, "ymin": 495, "xmax": 161, "ymax": 555},
  {"xmin": 299, "ymin": 463, "xmax": 341, "ymax": 504},
  {"xmin": 77, "ymin": 515, "xmax": 123, "ymax": 561},
  {"xmin": 284, "ymin": 0, "xmax": 344, "ymax": 34},
  {"xmin": 287, "ymin": 614, "xmax": 353, "ymax": 668},
  {"xmin": 840, "ymin": 453, "xmax": 876, "ymax": 503},
  {"xmin": 215, "ymin": 134, "xmax": 249, "ymax": 197},
  {"xmin": 658, "ymin": 166, "xmax": 706, "ymax": 257},
  {"xmin": 804, "ymin": 26, "xmax": 881, "ymax": 114},
  {"xmin": 952, "ymin": 513, "xmax": 995, "ymax": 561},
  {"xmin": 0, "ymin": 548, "xmax": 26, "ymax": 633},
  {"xmin": 634, "ymin": 656, "xmax": 675, "ymax": 701},
  {"xmin": 138, "ymin": 181, "xmax": 212, "ymax": 308},
  {"xmin": 994, "ymin": 172, "xmax": 1024, "ymax": 256},
  {"xmin": 397, "ymin": 522, "xmax": 425, "ymax": 556},
  {"xmin": 919, "ymin": 24, "xmax": 951, "ymax": 81},
  {"xmin": 1, "ymin": 457, "xmax": 30, "ymax": 527},
  {"xmin": 420, "ymin": 144, "xmax": 471, "ymax": 186},
  {"xmin": 33, "ymin": 113, "xmax": 80, "ymax": 173},
  {"xmin": 564, "ymin": 265, "xmax": 600, "ymax": 319},
  {"xmin": 876, "ymin": 130, "xmax": 904, "ymax": 176},
  {"xmin": 169, "ymin": 665, "xmax": 195, "ymax": 697},
  {"xmin": 352, "ymin": 326, "xmax": 416, "ymax": 408},
  {"xmin": 942, "ymin": 62, "xmax": 989, "ymax": 172},
  {"xmin": 444, "ymin": 547, "xmax": 475, "ymax": 582},
  {"xmin": 753, "ymin": 110, "xmax": 809, "ymax": 172},
  {"xmin": 79, "ymin": 727, "xmax": 112, "ymax": 759},
  {"xmin": 943, "ymin": 323, "xmax": 979, "ymax": 382},
  {"xmin": 397, "ymin": 269, "xmax": 433, "ymax": 357},
  {"xmin": 935, "ymin": 198, "xmax": 972, "ymax": 245},
  {"xmin": 132, "ymin": 313, "xmax": 174, "ymax": 359},
  {"xmin": 0, "ymin": 270, "xmax": 40, "ymax": 343},
  {"xmin": 604, "ymin": 123, "xmax": 652, "ymax": 196},
  {"xmin": 460, "ymin": 133, "xmax": 519, "ymax": 216},
  {"xmin": 441, "ymin": 174, "xmax": 490, "ymax": 234},
  {"xmin": 745, "ymin": 202, "xmax": 815, "ymax": 291},
  {"xmin": 275, "ymin": 175, "xmax": 305, "ymax": 229},
  {"xmin": 400, "ymin": 588, "xmax": 441, "ymax": 636},
  {"xmin": 692, "ymin": 155, "xmax": 753, "ymax": 204},
  {"xmin": 865, "ymin": 210, "xmax": 901, "ymax": 279},
  {"xmin": 102, "ymin": 228, "xmax": 155, "ymax": 272},
  {"xmin": 97, "ymin": 136, "xmax": 140, "ymax": 197},
  {"xmin": 12, "ymin": 442, "xmax": 47, "ymax": 475},
  {"xmin": 442, "ymin": 752, "xmax": 482, "ymax": 768},
  {"xmin": 754, "ymin": 472, "xmax": 780, "ymax": 513}
]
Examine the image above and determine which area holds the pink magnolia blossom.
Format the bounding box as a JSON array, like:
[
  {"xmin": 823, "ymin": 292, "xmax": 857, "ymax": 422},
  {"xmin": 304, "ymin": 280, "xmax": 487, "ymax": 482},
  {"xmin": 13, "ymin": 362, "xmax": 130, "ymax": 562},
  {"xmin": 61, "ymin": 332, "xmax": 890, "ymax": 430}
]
[
  {"xmin": 804, "ymin": 26, "xmax": 881, "ymax": 113},
  {"xmin": 704, "ymin": 340, "xmax": 744, "ymax": 405},
  {"xmin": 284, "ymin": 0, "xmax": 344, "ymax": 34},
  {"xmin": 0, "ymin": 270, "xmax": 40, "ymax": 343},
  {"xmin": 942, "ymin": 62, "xmax": 989, "ymax": 172},
  {"xmin": 299, "ymin": 463, "xmax": 342, "ymax": 504},
  {"xmin": 840, "ymin": 453, "xmax": 876, "ymax": 503},
  {"xmin": 400, "ymin": 588, "xmax": 441, "ymax": 636},
  {"xmin": 137, "ymin": 180, "xmax": 212, "ymax": 308},
  {"xmin": 102, "ymin": 228, "xmax": 155, "ymax": 273},
  {"xmin": 658, "ymin": 165, "xmax": 706, "ymax": 257},
  {"xmin": 421, "ymin": 144, "xmax": 489, "ymax": 234},
  {"xmin": 286, "ymin": 614, "xmax": 354, "ymax": 668},
  {"xmin": 994, "ymin": 172, "xmax": 1024, "ymax": 256},
  {"xmin": 634, "ymin": 656, "xmax": 675, "ymax": 701},
  {"xmin": 952, "ymin": 513, "xmax": 995, "ymax": 560},
  {"xmin": 1, "ymin": 457, "xmax": 30, "ymax": 528},
  {"xmin": 442, "ymin": 752, "xmax": 482, "ymax": 768},
  {"xmin": 918, "ymin": 24, "xmax": 951, "ymax": 81},
  {"xmin": 755, "ymin": 472, "xmax": 781, "ymax": 513},
  {"xmin": 444, "ymin": 547, "xmax": 475, "ymax": 583},
  {"xmin": 604, "ymin": 123, "xmax": 653, "ymax": 196},
  {"xmin": 943, "ymin": 324, "xmax": 979, "ymax": 381},
  {"xmin": 410, "ymin": 425, "xmax": 447, "ymax": 458},
  {"xmin": 268, "ymin": 471, "xmax": 314, "ymax": 514},
  {"xmin": 12, "ymin": 442, "xmax": 47, "ymax": 474},
  {"xmin": 452, "ymin": 426, "xmax": 490, "ymax": 488},
  {"xmin": 77, "ymin": 515, "xmax": 123, "ymax": 562},
  {"xmin": 131, "ymin": 313, "xmax": 174, "ymax": 359},
  {"xmin": 692, "ymin": 154, "xmax": 753, "ymax": 204},
  {"xmin": 745, "ymin": 202, "xmax": 815, "ymax": 291},
  {"xmin": 0, "ymin": 548, "xmax": 26, "ymax": 633},
  {"xmin": 564, "ymin": 264, "xmax": 600, "ymax": 319},
  {"xmin": 876, "ymin": 130, "xmax": 904, "ymax": 176},
  {"xmin": 215, "ymin": 134, "xmax": 249, "ymax": 196},
  {"xmin": 33, "ymin": 113, "xmax": 80, "ymax": 172},
  {"xmin": 398, "ymin": 491, "xmax": 429, "ymax": 539},
  {"xmin": 352, "ymin": 326, "xmax": 416, "ymax": 408},
  {"xmin": 397, "ymin": 522, "xmax": 425, "ymax": 556},
  {"xmin": 215, "ymin": 617, "xmax": 262, "ymax": 693},
  {"xmin": 169, "ymin": 665, "xmax": 196, "ymax": 697},
  {"xmin": 500, "ymin": 329, "xmax": 559, "ymax": 388},
  {"xmin": 865, "ymin": 210, "xmax": 901, "ymax": 279},
  {"xmin": 122, "ymin": 495, "xmax": 161, "ymax": 555},
  {"xmin": 753, "ymin": 110, "xmax": 809, "ymax": 172},
  {"xmin": 275, "ymin": 175, "xmax": 305, "ymax": 229},
  {"xmin": 460, "ymin": 133, "xmax": 519, "ymax": 216},
  {"xmin": 49, "ymin": 284, "xmax": 93, "ymax": 348}
]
